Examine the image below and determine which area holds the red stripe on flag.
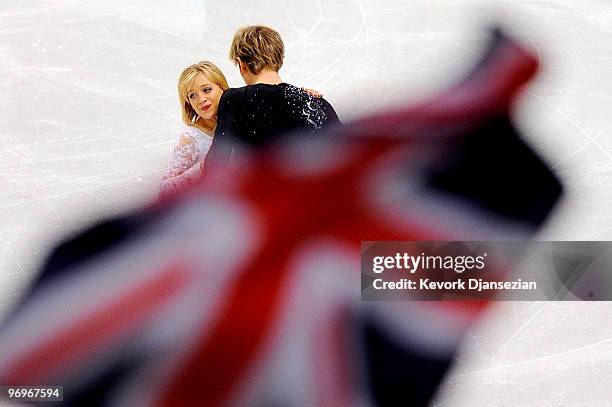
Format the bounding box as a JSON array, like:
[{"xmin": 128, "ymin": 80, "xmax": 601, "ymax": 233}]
[
  {"xmin": 159, "ymin": 232, "xmax": 296, "ymax": 407},
  {"xmin": 4, "ymin": 263, "xmax": 192, "ymax": 385}
]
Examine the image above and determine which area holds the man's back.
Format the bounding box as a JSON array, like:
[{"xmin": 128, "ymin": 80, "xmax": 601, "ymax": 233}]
[{"xmin": 211, "ymin": 83, "xmax": 340, "ymax": 160}]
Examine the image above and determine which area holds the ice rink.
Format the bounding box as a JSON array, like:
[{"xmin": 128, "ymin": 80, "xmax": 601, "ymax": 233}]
[{"xmin": 1, "ymin": 0, "xmax": 612, "ymax": 405}]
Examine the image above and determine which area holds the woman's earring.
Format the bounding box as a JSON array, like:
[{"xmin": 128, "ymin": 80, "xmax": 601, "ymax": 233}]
[{"xmin": 191, "ymin": 113, "xmax": 199, "ymax": 124}]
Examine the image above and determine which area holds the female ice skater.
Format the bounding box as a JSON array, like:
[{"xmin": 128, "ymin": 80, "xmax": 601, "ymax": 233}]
[{"xmin": 159, "ymin": 61, "xmax": 228, "ymax": 198}]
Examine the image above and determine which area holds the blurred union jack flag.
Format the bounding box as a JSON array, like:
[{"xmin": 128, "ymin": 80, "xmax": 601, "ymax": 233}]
[{"xmin": 0, "ymin": 29, "xmax": 562, "ymax": 406}]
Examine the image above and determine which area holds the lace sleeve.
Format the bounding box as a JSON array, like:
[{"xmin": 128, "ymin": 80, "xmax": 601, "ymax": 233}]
[{"xmin": 159, "ymin": 131, "xmax": 202, "ymax": 198}]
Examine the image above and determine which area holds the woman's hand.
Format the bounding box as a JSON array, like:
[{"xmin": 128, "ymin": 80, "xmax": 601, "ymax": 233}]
[{"xmin": 301, "ymin": 87, "xmax": 323, "ymax": 98}]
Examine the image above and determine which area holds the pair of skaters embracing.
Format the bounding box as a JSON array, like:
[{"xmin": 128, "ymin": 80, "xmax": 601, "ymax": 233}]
[{"xmin": 160, "ymin": 25, "xmax": 341, "ymax": 197}]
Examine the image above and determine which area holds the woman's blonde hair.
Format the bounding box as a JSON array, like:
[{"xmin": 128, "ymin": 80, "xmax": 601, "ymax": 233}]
[
  {"xmin": 178, "ymin": 61, "xmax": 229, "ymax": 126},
  {"xmin": 229, "ymin": 25, "xmax": 284, "ymax": 75}
]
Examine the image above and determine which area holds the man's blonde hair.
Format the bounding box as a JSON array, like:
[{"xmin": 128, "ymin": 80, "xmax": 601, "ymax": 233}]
[
  {"xmin": 178, "ymin": 61, "xmax": 229, "ymax": 126},
  {"xmin": 229, "ymin": 25, "xmax": 284, "ymax": 75}
]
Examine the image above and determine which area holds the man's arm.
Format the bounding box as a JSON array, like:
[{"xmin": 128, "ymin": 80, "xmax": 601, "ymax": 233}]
[{"xmin": 319, "ymin": 97, "xmax": 341, "ymax": 127}]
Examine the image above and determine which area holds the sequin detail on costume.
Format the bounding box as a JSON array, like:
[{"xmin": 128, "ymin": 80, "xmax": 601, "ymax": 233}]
[{"xmin": 283, "ymin": 84, "xmax": 328, "ymax": 131}]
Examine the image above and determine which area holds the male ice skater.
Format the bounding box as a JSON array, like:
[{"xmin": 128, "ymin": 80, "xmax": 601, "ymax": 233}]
[{"xmin": 208, "ymin": 25, "xmax": 341, "ymax": 163}]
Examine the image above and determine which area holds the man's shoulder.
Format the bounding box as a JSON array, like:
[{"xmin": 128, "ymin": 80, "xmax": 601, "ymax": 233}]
[
  {"xmin": 227, "ymin": 84, "xmax": 281, "ymax": 95},
  {"xmin": 220, "ymin": 84, "xmax": 281, "ymax": 106},
  {"xmin": 279, "ymin": 83, "xmax": 341, "ymax": 127},
  {"xmin": 220, "ymin": 86, "xmax": 246, "ymax": 101},
  {"xmin": 280, "ymin": 83, "xmax": 335, "ymax": 108}
]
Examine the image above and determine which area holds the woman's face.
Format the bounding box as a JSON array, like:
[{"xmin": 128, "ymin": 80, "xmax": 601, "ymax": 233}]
[{"xmin": 187, "ymin": 72, "xmax": 224, "ymax": 121}]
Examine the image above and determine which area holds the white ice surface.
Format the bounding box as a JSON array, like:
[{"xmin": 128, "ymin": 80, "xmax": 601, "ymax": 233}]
[{"xmin": 1, "ymin": 0, "xmax": 612, "ymax": 405}]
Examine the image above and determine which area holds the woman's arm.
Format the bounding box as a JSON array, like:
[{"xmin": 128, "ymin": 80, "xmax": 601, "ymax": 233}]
[{"xmin": 159, "ymin": 131, "xmax": 202, "ymax": 198}]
